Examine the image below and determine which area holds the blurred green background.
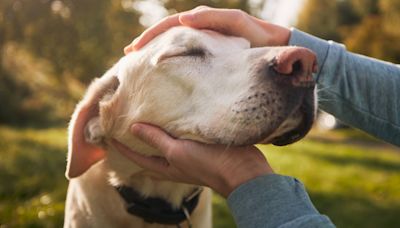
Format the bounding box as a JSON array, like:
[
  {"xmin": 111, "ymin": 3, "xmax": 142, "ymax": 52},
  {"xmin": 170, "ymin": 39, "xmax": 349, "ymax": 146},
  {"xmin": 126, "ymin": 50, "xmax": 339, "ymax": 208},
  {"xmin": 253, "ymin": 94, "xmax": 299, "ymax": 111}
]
[{"xmin": 0, "ymin": 0, "xmax": 399, "ymax": 227}]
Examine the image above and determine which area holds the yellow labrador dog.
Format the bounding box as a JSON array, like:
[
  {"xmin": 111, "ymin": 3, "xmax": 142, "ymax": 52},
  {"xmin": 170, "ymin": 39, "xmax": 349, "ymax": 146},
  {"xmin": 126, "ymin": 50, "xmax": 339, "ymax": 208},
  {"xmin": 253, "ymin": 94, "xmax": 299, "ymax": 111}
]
[{"xmin": 64, "ymin": 26, "xmax": 317, "ymax": 228}]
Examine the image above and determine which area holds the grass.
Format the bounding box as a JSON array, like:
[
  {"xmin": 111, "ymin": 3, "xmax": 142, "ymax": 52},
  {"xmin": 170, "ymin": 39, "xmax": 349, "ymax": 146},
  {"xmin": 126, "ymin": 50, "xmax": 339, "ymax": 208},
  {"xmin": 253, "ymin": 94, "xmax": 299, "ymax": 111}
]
[
  {"xmin": 0, "ymin": 127, "xmax": 68, "ymax": 228},
  {"xmin": 257, "ymin": 129, "xmax": 400, "ymax": 228},
  {"xmin": 0, "ymin": 126, "xmax": 399, "ymax": 227}
]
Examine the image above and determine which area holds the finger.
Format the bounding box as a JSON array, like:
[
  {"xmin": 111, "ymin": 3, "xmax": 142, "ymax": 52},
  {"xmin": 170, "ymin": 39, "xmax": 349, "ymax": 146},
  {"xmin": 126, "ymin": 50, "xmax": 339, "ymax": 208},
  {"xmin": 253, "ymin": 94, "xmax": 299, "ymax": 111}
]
[
  {"xmin": 179, "ymin": 8, "xmax": 247, "ymax": 35},
  {"xmin": 131, "ymin": 123, "xmax": 177, "ymax": 156},
  {"xmin": 124, "ymin": 43, "xmax": 135, "ymax": 54},
  {"xmin": 127, "ymin": 14, "xmax": 181, "ymax": 52},
  {"xmin": 112, "ymin": 139, "xmax": 169, "ymax": 173},
  {"xmin": 192, "ymin": 5, "xmax": 210, "ymax": 11}
]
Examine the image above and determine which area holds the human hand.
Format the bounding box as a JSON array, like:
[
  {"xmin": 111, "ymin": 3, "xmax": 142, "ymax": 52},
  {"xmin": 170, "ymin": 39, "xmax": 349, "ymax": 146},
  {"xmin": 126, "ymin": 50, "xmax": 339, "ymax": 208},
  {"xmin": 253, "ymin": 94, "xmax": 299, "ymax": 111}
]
[
  {"xmin": 124, "ymin": 6, "xmax": 291, "ymax": 53},
  {"xmin": 112, "ymin": 123, "xmax": 274, "ymax": 198}
]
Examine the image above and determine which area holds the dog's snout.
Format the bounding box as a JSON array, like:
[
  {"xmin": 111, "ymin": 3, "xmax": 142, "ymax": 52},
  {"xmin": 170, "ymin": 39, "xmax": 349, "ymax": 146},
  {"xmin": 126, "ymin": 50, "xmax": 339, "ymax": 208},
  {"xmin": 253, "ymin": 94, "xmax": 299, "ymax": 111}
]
[
  {"xmin": 271, "ymin": 47, "xmax": 317, "ymax": 88},
  {"xmin": 273, "ymin": 47, "xmax": 317, "ymax": 75}
]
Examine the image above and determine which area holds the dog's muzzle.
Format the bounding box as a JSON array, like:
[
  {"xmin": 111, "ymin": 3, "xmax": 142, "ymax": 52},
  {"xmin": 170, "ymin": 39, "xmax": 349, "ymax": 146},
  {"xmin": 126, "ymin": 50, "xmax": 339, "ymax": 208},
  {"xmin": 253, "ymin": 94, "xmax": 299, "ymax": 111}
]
[
  {"xmin": 269, "ymin": 47, "xmax": 317, "ymax": 145},
  {"xmin": 271, "ymin": 90, "xmax": 315, "ymax": 146}
]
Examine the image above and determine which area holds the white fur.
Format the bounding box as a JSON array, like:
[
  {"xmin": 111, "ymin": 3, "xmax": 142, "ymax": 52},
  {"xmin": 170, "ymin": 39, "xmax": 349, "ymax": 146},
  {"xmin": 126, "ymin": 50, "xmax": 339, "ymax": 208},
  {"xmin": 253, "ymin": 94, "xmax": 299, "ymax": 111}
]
[{"xmin": 65, "ymin": 27, "xmax": 315, "ymax": 228}]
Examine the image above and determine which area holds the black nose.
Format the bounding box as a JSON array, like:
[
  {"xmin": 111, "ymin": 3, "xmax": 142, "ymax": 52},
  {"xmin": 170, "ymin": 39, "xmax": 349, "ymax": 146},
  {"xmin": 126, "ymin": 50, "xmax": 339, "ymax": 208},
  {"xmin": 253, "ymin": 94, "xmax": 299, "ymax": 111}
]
[{"xmin": 272, "ymin": 47, "xmax": 317, "ymax": 88}]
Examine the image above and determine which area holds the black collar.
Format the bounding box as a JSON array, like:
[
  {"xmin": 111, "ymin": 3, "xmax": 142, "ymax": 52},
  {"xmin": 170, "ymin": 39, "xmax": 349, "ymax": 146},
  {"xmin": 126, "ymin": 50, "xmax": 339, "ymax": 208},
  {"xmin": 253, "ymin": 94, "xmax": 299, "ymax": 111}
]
[{"xmin": 115, "ymin": 185, "xmax": 202, "ymax": 226}]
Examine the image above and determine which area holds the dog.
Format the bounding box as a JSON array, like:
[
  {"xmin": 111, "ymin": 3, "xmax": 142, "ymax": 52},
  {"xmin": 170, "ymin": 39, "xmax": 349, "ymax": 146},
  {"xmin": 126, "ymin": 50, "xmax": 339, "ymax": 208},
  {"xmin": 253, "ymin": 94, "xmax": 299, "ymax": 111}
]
[{"xmin": 64, "ymin": 26, "xmax": 317, "ymax": 228}]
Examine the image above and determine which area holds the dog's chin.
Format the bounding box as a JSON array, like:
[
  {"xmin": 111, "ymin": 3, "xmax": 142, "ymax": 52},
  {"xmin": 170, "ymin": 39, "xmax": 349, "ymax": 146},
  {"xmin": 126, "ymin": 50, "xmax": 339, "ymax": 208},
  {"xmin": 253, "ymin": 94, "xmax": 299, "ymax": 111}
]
[
  {"xmin": 270, "ymin": 95, "xmax": 315, "ymax": 146},
  {"xmin": 207, "ymin": 100, "xmax": 315, "ymax": 147},
  {"xmin": 247, "ymin": 93, "xmax": 315, "ymax": 146}
]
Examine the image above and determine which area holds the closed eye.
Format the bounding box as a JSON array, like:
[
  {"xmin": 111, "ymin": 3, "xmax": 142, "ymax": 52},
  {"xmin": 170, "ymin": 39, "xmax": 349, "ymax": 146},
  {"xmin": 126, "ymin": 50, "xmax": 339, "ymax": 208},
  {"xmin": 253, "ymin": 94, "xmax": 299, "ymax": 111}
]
[
  {"xmin": 156, "ymin": 47, "xmax": 208, "ymax": 63},
  {"xmin": 165, "ymin": 48, "xmax": 207, "ymax": 59},
  {"xmin": 181, "ymin": 48, "xmax": 206, "ymax": 57}
]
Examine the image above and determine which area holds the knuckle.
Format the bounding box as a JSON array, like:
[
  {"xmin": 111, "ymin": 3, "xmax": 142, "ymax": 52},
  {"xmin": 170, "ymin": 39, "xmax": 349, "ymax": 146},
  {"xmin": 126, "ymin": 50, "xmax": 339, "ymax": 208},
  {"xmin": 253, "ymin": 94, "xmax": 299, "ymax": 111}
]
[
  {"xmin": 165, "ymin": 143, "xmax": 177, "ymax": 155},
  {"xmin": 194, "ymin": 5, "xmax": 209, "ymax": 11},
  {"xmin": 147, "ymin": 134, "xmax": 159, "ymax": 146},
  {"xmin": 164, "ymin": 142, "xmax": 182, "ymax": 161},
  {"xmin": 232, "ymin": 9, "xmax": 248, "ymax": 26},
  {"xmin": 232, "ymin": 9, "xmax": 249, "ymax": 29},
  {"xmin": 232, "ymin": 9, "xmax": 245, "ymax": 17}
]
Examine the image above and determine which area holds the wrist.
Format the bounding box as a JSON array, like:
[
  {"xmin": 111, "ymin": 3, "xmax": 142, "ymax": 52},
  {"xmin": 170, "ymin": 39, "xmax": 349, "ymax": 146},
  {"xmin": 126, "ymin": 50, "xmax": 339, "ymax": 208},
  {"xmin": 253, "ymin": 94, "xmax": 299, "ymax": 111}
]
[
  {"xmin": 217, "ymin": 165, "xmax": 274, "ymax": 198},
  {"xmin": 261, "ymin": 22, "xmax": 291, "ymax": 46},
  {"xmin": 270, "ymin": 25, "xmax": 291, "ymax": 46}
]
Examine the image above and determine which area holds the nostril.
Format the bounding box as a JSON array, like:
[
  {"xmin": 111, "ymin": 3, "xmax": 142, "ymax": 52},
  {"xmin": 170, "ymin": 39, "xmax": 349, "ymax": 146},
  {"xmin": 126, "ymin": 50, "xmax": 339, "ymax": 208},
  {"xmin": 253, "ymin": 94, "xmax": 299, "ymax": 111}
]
[
  {"xmin": 270, "ymin": 47, "xmax": 317, "ymax": 88},
  {"xmin": 272, "ymin": 57, "xmax": 303, "ymax": 76},
  {"xmin": 292, "ymin": 60, "xmax": 303, "ymax": 75},
  {"xmin": 272, "ymin": 47, "xmax": 317, "ymax": 76}
]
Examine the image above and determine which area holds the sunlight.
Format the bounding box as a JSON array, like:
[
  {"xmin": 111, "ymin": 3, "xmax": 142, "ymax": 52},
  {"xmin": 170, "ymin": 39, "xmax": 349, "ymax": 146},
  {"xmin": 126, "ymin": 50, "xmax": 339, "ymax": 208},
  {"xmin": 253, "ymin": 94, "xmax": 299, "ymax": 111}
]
[
  {"xmin": 132, "ymin": 0, "xmax": 169, "ymax": 27},
  {"xmin": 261, "ymin": 0, "xmax": 305, "ymax": 27}
]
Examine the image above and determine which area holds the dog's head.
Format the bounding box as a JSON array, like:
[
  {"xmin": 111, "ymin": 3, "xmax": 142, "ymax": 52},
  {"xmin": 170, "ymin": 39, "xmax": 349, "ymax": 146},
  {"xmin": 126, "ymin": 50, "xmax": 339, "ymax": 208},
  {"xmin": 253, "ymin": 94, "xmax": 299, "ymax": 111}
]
[{"xmin": 67, "ymin": 26, "xmax": 317, "ymax": 179}]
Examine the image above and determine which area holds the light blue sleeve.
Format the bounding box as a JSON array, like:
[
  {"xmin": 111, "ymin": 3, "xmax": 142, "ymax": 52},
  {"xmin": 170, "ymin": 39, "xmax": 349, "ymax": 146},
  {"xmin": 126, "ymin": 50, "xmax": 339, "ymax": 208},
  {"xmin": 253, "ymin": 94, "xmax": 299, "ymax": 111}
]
[
  {"xmin": 289, "ymin": 28, "xmax": 400, "ymax": 146},
  {"xmin": 226, "ymin": 29, "xmax": 400, "ymax": 227},
  {"xmin": 227, "ymin": 174, "xmax": 334, "ymax": 228}
]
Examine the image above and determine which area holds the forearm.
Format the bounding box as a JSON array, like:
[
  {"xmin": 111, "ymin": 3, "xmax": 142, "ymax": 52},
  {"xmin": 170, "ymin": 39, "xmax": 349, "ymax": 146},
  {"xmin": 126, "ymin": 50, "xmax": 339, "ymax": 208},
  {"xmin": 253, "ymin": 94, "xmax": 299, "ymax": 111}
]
[
  {"xmin": 289, "ymin": 29, "xmax": 400, "ymax": 146},
  {"xmin": 227, "ymin": 174, "xmax": 335, "ymax": 228}
]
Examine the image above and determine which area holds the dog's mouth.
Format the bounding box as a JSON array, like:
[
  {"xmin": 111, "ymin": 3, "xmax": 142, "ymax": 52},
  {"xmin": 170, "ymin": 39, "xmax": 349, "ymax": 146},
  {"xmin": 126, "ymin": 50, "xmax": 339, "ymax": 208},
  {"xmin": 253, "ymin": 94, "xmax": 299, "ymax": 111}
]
[
  {"xmin": 270, "ymin": 90, "xmax": 315, "ymax": 146},
  {"xmin": 221, "ymin": 88, "xmax": 316, "ymax": 147}
]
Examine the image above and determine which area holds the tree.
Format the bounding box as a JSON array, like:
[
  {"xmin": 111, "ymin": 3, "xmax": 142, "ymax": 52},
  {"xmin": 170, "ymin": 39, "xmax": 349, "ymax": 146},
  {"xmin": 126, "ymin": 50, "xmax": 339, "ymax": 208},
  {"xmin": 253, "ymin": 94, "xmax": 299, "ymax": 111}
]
[
  {"xmin": 297, "ymin": 0, "xmax": 342, "ymax": 41},
  {"xmin": 297, "ymin": 0, "xmax": 400, "ymax": 63},
  {"xmin": 162, "ymin": 0, "xmax": 252, "ymax": 13},
  {"xmin": 0, "ymin": 0, "xmax": 143, "ymax": 125},
  {"xmin": 0, "ymin": 0, "xmax": 257, "ymax": 126}
]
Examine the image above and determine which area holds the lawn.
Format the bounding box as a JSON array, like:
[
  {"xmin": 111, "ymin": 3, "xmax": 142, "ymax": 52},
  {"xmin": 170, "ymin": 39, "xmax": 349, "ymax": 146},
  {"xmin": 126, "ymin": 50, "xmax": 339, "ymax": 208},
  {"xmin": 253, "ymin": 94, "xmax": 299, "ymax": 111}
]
[{"xmin": 0, "ymin": 126, "xmax": 399, "ymax": 227}]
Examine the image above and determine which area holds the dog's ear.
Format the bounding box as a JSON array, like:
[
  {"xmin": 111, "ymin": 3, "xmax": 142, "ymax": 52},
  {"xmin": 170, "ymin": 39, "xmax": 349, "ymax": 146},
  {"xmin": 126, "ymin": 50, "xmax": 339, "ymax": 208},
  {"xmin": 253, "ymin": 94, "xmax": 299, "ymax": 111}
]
[{"xmin": 66, "ymin": 69, "xmax": 119, "ymax": 179}]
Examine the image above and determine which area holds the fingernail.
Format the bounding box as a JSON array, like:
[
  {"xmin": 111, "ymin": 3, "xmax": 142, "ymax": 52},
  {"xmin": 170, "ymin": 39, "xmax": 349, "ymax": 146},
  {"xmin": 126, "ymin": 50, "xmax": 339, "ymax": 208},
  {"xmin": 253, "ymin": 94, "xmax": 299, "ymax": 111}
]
[
  {"xmin": 124, "ymin": 46, "xmax": 132, "ymax": 54},
  {"xmin": 131, "ymin": 38, "xmax": 139, "ymax": 46}
]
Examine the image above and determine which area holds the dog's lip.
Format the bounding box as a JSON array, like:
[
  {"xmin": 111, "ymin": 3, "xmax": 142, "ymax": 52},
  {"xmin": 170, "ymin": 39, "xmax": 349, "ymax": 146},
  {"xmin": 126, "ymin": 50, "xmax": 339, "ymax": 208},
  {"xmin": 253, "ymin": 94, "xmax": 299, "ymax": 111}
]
[{"xmin": 271, "ymin": 91, "xmax": 315, "ymax": 146}]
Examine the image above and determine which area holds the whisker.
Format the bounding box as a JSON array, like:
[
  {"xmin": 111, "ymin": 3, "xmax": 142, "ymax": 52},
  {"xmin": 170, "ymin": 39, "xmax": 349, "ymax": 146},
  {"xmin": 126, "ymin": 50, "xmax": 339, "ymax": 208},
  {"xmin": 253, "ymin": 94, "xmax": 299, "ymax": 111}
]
[{"xmin": 227, "ymin": 119, "xmax": 241, "ymax": 147}]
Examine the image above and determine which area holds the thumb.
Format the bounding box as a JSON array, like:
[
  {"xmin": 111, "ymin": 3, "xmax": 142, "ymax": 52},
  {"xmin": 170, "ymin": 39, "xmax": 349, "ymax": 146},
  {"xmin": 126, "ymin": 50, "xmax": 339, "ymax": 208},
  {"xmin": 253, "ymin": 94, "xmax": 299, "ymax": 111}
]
[
  {"xmin": 112, "ymin": 139, "xmax": 169, "ymax": 173},
  {"xmin": 131, "ymin": 123, "xmax": 176, "ymax": 155}
]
